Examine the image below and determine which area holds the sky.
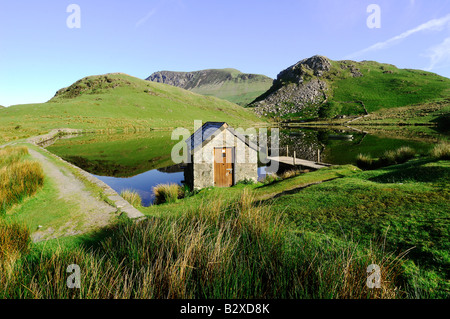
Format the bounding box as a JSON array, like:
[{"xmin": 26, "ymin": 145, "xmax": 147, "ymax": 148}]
[{"xmin": 0, "ymin": 0, "xmax": 449, "ymax": 107}]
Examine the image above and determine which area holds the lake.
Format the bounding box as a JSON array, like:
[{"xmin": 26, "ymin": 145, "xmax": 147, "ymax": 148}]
[{"xmin": 46, "ymin": 125, "xmax": 445, "ymax": 206}]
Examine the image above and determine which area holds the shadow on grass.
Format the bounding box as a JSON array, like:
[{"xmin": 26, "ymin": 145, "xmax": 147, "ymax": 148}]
[{"xmin": 369, "ymin": 159, "xmax": 449, "ymax": 184}]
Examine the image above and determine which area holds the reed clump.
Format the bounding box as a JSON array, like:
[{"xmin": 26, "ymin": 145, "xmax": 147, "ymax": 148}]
[
  {"xmin": 120, "ymin": 189, "xmax": 142, "ymax": 207},
  {"xmin": 356, "ymin": 146, "xmax": 416, "ymax": 170},
  {"xmin": 430, "ymin": 142, "xmax": 450, "ymax": 160},
  {"xmin": 152, "ymin": 183, "xmax": 182, "ymax": 205}
]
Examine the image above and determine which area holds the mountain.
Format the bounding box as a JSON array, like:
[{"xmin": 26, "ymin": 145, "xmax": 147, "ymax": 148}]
[
  {"xmin": 146, "ymin": 68, "xmax": 273, "ymax": 106},
  {"xmin": 0, "ymin": 73, "xmax": 264, "ymax": 144},
  {"xmin": 250, "ymin": 55, "xmax": 450, "ymax": 119}
]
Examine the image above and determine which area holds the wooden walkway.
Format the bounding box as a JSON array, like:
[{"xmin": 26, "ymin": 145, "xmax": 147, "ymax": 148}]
[{"xmin": 268, "ymin": 156, "xmax": 331, "ymax": 170}]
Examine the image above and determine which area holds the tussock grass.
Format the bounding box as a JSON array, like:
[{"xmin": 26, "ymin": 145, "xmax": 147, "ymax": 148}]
[
  {"xmin": 281, "ymin": 169, "xmax": 301, "ymax": 179},
  {"xmin": 0, "ymin": 146, "xmax": 45, "ymax": 214},
  {"xmin": 356, "ymin": 146, "xmax": 416, "ymax": 170},
  {"xmin": 120, "ymin": 189, "xmax": 142, "ymax": 207},
  {"xmin": 430, "ymin": 142, "xmax": 450, "ymax": 160},
  {"xmin": 152, "ymin": 183, "xmax": 182, "ymax": 205}
]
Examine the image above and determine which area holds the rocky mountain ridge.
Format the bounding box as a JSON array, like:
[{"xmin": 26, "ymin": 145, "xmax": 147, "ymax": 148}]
[
  {"xmin": 146, "ymin": 68, "xmax": 273, "ymax": 106},
  {"xmin": 250, "ymin": 55, "xmax": 450, "ymax": 119}
]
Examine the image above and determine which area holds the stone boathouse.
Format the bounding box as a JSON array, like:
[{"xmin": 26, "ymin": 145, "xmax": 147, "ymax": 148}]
[{"xmin": 184, "ymin": 122, "xmax": 259, "ymax": 190}]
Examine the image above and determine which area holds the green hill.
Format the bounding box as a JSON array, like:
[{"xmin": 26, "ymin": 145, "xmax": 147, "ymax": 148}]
[
  {"xmin": 0, "ymin": 73, "xmax": 265, "ymax": 144},
  {"xmin": 250, "ymin": 55, "xmax": 450, "ymax": 120},
  {"xmin": 147, "ymin": 68, "xmax": 273, "ymax": 106}
]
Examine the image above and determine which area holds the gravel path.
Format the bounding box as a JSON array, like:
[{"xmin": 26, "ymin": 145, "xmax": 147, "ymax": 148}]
[{"xmin": 28, "ymin": 148, "xmax": 118, "ymax": 242}]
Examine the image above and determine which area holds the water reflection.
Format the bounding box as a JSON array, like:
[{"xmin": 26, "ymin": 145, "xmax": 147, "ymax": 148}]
[
  {"xmin": 94, "ymin": 164, "xmax": 269, "ymax": 207},
  {"xmin": 46, "ymin": 127, "xmax": 440, "ymax": 206}
]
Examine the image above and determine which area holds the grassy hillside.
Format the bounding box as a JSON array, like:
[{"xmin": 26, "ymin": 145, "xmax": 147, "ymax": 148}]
[
  {"xmin": 328, "ymin": 60, "xmax": 450, "ymax": 114},
  {"xmin": 147, "ymin": 69, "xmax": 273, "ymax": 106},
  {"xmin": 0, "ymin": 73, "xmax": 265, "ymax": 144},
  {"xmin": 251, "ymin": 56, "xmax": 450, "ymax": 121}
]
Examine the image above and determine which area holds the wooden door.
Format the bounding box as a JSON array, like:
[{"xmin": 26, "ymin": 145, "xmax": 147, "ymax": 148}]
[{"xmin": 214, "ymin": 147, "xmax": 234, "ymax": 187}]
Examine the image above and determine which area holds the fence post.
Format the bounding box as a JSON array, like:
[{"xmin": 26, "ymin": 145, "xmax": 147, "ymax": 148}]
[
  {"xmin": 293, "ymin": 151, "xmax": 296, "ymax": 166},
  {"xmin": 286, "ymin": 145, "xmax": 289, "ymax": 157}
]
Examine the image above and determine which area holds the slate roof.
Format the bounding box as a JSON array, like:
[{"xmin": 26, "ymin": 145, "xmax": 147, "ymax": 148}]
[{"xmin": 185, "ymin": 122, "xmax": 259, "ymax": 152}]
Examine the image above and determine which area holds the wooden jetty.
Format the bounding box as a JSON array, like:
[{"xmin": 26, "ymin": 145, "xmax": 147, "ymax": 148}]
[
  {"xmin": 268, "ymin": 156, "xmax": 330, "ymax": 170},
  {"xmin": 266, "ymin": 146, "xmax": 332, "ymax": 170}
]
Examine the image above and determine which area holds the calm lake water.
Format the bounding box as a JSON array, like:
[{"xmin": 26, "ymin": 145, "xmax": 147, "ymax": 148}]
[{"xmin": 46, "ymin": 126, "xmax": 445, "ymax": 206}]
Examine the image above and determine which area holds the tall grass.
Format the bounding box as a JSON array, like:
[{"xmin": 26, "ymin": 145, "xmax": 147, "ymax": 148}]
[
  {"xmin": 120, "ymin": 189, "xmax": 142, "ymax": 207},
  {"xmin": 0, "ymin": 146, "xmax": 45, "ymax": 214},
  {"xmin": 356, "ymin": 146, "xmax": 416, "ymax": 170},
  {"xmin": 152, "ymin": 183, "xmax": 182, "ymax": 205},
  {"xmin": 0, "ymin": 190, "xmax": 405, "ymax": 299},
  {"xmin": 430, "ymin": 142, "xmax": 450, "ymax": 160}
]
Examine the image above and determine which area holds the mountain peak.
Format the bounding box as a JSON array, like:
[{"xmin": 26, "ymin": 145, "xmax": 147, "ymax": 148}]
[{"xmin": 146, "ymin": 68, "xmax": 273, "ymax": 106}]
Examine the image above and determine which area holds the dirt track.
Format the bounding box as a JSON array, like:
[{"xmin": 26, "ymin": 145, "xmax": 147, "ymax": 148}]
[{"xmin": 28, "ymin": 148, "xmax": 118, "ymax": 242}]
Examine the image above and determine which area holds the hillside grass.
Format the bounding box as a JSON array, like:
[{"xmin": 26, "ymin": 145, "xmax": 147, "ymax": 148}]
[
  {"xmin": 327, "ymin": 60, "xmax": 450, "ymax": 114},
  {"xmin": 0, "ymin": 73, "xmax": 266, "ymax": 144}
]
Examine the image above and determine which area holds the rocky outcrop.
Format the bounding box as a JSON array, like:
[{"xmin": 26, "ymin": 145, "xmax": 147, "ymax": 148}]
[
  {"xmin": 146, "ymin": 69, "xmax": 273, "ymax": 106},
  {"xmin": 250, "ymin": 55, "xmax": 332, "ymax": 117}
]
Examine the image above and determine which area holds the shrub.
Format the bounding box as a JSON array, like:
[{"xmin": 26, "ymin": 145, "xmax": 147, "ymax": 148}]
[
  {"xmin": 152, "ymin": 183, "xmax": 182, "ymax": 205},
  {"xmin": 120, "ymin": 189, "xmax": 142, "ymax": 207},
  {"xmin": 430, "ymin": 142, "xmax": 450, "ymax": 160}
]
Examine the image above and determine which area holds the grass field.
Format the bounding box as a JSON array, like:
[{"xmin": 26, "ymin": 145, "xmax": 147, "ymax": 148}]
[{"xmin": 0, "ymin": 73, "xmax": 266, "ymax": 144}]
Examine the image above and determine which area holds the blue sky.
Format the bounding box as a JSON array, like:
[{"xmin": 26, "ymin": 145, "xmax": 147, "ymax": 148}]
[{"xmin": 0, "ymin": 0, "xmax": 449, "ymax": 106}]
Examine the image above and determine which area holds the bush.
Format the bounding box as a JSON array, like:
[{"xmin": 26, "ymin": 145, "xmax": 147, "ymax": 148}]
[
  {"xmin": 120, "ymin": 189, "xmax": 142, "ymax": 207},
  {"xmin": 152, "ymin": 183, "xmax": 182, "ymax": 205},
  {"xmin": 430, "ymin": 142, "xmax": 450, "ymax": 160}
]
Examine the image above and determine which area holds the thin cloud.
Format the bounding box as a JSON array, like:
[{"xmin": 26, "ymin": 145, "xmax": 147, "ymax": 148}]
[
  {"xmin": 135, "ymin": 9, "xmax": 157, "ymax": 28},
  {"xmin": 346, "ymin": 13, "xmax": 450, "ymax": 59},
  {"xmin": 424, "ymin": 37, "xmax": 450, "ymax": 71}
]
